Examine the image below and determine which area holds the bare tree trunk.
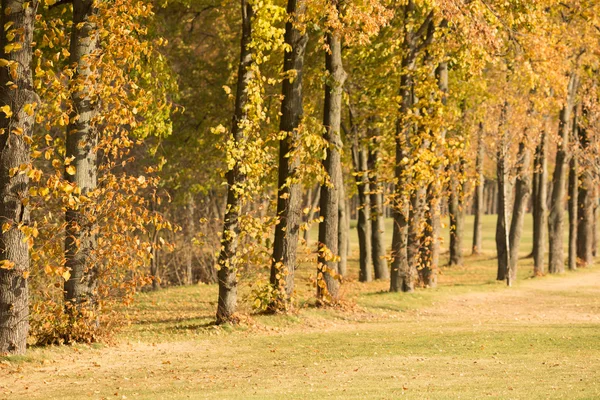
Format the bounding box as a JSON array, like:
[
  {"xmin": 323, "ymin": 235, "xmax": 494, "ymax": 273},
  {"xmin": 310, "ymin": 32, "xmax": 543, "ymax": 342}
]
[
  {"xmin": 496, "ymin": 104, "xmax": 510, "ymax": 281},
  {"xmin": 568, "ymin": 156, "xmax": 578, "ymax": 270},
  {"xmin": 317, "ymin": 31, "xmax": 346, "ymax": 303},
  {"xmin": 548, "ymin": 74, "xmax": 577, "ymax": 275},
  {"xmin": 351, "ymin": 127, "xmax": 372, "ymax": 282},
  {"xmin": 532, "ymin": 130, "xmax": 548, "ymax": 276},
  {"xmin": 448, "ymin": 169, "xmax": 463, "ymax": 266},
  {"xmin": 367, "ymin": 142, "xmax": 388, "ymax": 280},
  {"xmin": 576, "ymin": 121, "xmax": 594, "ymax": 267},
  {"xmin": 216, "ymin": 0, "xmax": 254, "ymax": 324},
  {"xmin": 508, "ymin": 141, "xmax": 531, "ymax": 285},
  {"xmin": 270, "ymin": 0, "xmax": 308, "ymax": 301},
  {"xmin": 337, "ymin": 177, "xmax": 348, "ymax": 277},
  {"xmin": 408, "ymin": 188, "xmax": 425, "ymax": 280},
  {"xmin": 64, "ymin": 0, "xmax": 99, "ymax": 313},
  {"xmin": 0, "ymin": 0, "xmax": 37, "ymax": 355},
  {"xmin": 472, "ymin": 123, "xmax": 485, "ymax": 255},
  {"xmin": 184, "ymin": 193, "xmax": 195, "ymax": 285}
]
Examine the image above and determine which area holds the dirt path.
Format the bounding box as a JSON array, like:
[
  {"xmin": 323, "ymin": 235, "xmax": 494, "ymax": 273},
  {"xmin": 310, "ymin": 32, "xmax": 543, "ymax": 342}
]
[{"xmin": 3, "ymin": 269, "xmax": 600, "ymax": 400}]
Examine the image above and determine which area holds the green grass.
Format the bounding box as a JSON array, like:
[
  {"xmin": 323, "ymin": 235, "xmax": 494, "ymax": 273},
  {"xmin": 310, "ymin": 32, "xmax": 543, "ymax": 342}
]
[{"xmin": 2, "ymin": 214, "xmax": 600, "ymax": 399}]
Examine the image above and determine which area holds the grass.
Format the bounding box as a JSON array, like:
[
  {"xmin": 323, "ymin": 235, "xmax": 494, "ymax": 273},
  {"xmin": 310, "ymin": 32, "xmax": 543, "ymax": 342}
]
[{"xmin": 2, "ymin": 214, "xmax": 600, "ymax": 399}]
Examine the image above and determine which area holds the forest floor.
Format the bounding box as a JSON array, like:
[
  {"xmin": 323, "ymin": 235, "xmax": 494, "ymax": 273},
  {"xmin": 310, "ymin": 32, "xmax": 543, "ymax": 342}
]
[{"xmin": 2, "ymin": 215, "xmax": 600, "ymax": 399}]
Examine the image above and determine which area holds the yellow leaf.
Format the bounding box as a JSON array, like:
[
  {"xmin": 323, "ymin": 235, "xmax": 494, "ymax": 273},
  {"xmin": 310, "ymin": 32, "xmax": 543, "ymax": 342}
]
[
  {"xmin": 2, "ymin": 222, "xmax": 10, "ymax": 233},
  {"xmin": 0, "ymin": 105, "xmax": 12, "ymax": 118},
  {"xmin": 66, "ymin": 165, "xmax": 76, "ymax": 175},
  {"xmin": 62, "ymin": 269, "xmax": 71, "ymax": 281},
  {"xmin": 22, "ymin": 271, "xmax": 30, "ymax": 279}
]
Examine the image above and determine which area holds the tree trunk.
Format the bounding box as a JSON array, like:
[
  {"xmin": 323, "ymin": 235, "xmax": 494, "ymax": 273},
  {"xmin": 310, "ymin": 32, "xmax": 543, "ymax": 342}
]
[
  {"xmin": 317, "ymin": 31, "xmax": 346, "ymax": 303},
  {"xmin": 576, "ymin": 122, "xmax": 594, "ymax": 267},
  {"xmin": 0, "ymin": 0, "xmax": 38, "ymax": 356},
  {"xmin": 390, "ymin": 48, "xmax": 416, "ymax": 293},
  {"xmin": 507, "ymin": 141, "xmax": 531, "ymax": 286},
  {"xmin": 548, "ymin": 74, "xmax": 577, "ymax": 275},
  {"xmin": 184, "ymin": 193, "xmax": 195, "ymax": 285},
  {"xmin": 568, "ymin": 156, "xmax": 578, "ymax": 270},
  {"xmin": 496, "ymin": 104, "xmax": 510, "ymax": 281},
  {"xmin": 367, "ymin": 142, "xmax": 388, "ymax": 280},
  {"xmin": 448, "ymin": 169, "xmax": 463, "ymax": 266},
  {"xmin": 351, "ymin": 131, "xmax": 372, "ymax": 282},
  {"xmin": 270, "ymin": 0, "xmax": 308, "ymax": 302},
  {"xmin": 64, "ymin": 0, "xmax": 99, "ymax": 313},
  {"xmin": 532, "ymin": 130, "xmax": 548, "ymax": 276},
  {"xmin": 408, "ymin": 188, "xmax": 425, "ymax": 280},
  {"xmin": 337, "ymin": 176, "xmax": 348, "ymax": 277},
  {"xmin": 216, "ymin": 0, "xmax": 254, "ymax": 324},
  {"xmin": 472, "ymin": 123, "xmax": 484, "ymax": 255}
]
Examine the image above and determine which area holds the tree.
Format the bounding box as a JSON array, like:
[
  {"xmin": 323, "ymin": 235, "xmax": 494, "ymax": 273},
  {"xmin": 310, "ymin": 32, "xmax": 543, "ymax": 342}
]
[
  {"xmin": 216, "ymin": 0, "xmax": 254, "ymax": 324},
  {"xmin": 317, "ymin": 29, "xmax": 346, "ymax": 303},
  {"xmin": 472, "ymin": 123, "xmax": 484, "ymax": 255},
  {"xmin": 270, "ymin": 0, "xmax": 308, "ymax": 306},
  {"xmin": 63, "ymin": 0, "xmax": 100, "ymax": 313},
  {"xmin": 548, "ymin": 73, "xmax": 578, "ymax": 275},
  {"xmin": 531, "ymin": 129, "xmax": 548, "ymax": 275},
  {"xmin": 0, "ymin": 0, "xmax": 38, "ymax": 355}
]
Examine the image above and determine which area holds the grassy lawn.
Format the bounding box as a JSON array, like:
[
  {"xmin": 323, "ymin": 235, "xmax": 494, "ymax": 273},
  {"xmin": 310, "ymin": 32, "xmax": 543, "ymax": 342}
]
[{"xmin": 2, "ymin": 214, "xmax": 600, "ymax": 399}]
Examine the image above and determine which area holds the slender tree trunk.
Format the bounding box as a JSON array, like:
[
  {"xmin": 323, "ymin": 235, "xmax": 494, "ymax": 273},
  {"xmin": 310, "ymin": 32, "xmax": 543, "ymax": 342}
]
[
  {"xmin": 184, "ymin": 193, "xmax": 195, "ymax": 285},
  {"xmin": 448, "ymin": 169, "xmax": 463, "ymax": 266},
  {"xmin": 0, "ymin": 0, "xmax": 37, "ymax": 356},
  {"xmin": 496, "ymin": 104, "xmax": 510, "ymax": 281},
  {"xmin": 508, "ymin": 141, "xmax": 531, "ymax": 285},
  {"xmin": 337, "ymin": 176, "xmax": 348, "ymax": 277},
  {"xmin": 472, "ymin": 123, "xmax": 485, "ymax": 255},
  {"xmin": 390, "ymin": 56, "xmax": 415, "ymax": 293},
  {"xmin": 408, "ymin": 188, "xmax": 425, "ymax": 280},
  {"xmin": 317, "ymin": 31, "xmax": 346, "ymax": 303},
  {"xmin": 548, "ymin": 74, "xmax": 577, "ymax": 275},
  {"xmin": 568, "ymin": 156, "xmax": 578, "ymax": 270},
  {"xmin": 216, "ymin": 0, "xmax": 254, "ymax": 324},
  {"xmin": 593, "ymin": 193, "xmax": 598, "ymax": 257},
  {"xmin": 270, "ymin": 0, "xmax": 308, "ymax": 301},
  {"xmin": 367, "ymin": 142, "xmax": 388, "ymax": 280},
  {"xmin": 532, "ymin": 130, "xmax": 548, "ymax": 276},
  {"xmin": 576, "ymin": 122, "xmax": 594, "ymax": 267},
  {"xmin": 64, "ymin": 0, "xmax": 99, "ymax": 313},
  {"xmin": 351, "ymin": 131, "xmax": 372, "ymax": 282}
]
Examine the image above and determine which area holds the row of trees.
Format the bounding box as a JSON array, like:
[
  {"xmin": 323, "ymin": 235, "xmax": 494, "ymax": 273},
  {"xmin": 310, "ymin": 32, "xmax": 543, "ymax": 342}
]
[{"xmin": 1, "ymin": 0, "xmax": 599, "ymax": 355}]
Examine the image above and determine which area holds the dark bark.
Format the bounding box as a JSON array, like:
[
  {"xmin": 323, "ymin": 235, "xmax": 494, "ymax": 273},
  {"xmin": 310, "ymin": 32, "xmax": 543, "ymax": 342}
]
[
  {"xmin": 507, "ymin": 141, "xmax": 531, "ymax": 286},
  {"xmin": 317, "ymin": 31, "xmax": 346, "ymax": 303},
  {"xmin": 576, "ymin": 121, "xmax": 594, "ymax": 267},
  {"xmin": 472, "ymin": 123, "xmax": 484, "ymax": 255},
  {"xmin": 548, "ymin": 74, "xmax": 577, "ymax": 275},
  {"xmin": 216, "ymin": 0, "xmax": 254, "ymax": 324},
  {"xmin": 270, "ymin": 0, "xmax": 308, "ymax": 301},
  {"xmin": 64, "ymin": 0, "xmax": 99, "ymax": 312},
  {"xmin": 0, "ymin": 0, "xmax": 38, "ymax": 355},
  {"xmin": 350, "ymin": 124, "xmax": 372, "ymax": 282},
  {"xmin": 496, "ymin": 104, "xmax": 510, "ymax": 281},
  {"xmin": 532, "ymin": 130, "xmax": 548, "ymax": 276},
  {"xmin": 367, "ymin": 141, "xmax": 388, "ymax": 280},
  {"xmin": 448, "ymin": 168, "xmax": 464, "ymax": 266},
  {"xmin": 391, "ymin": 3, "xmax": 433, "ymax": 292},
  {"xmin": 568, "ymin": 156, "xmax": 578, "ymax": 270}
]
